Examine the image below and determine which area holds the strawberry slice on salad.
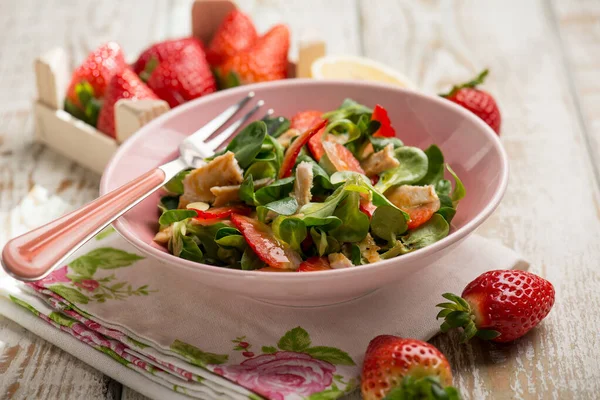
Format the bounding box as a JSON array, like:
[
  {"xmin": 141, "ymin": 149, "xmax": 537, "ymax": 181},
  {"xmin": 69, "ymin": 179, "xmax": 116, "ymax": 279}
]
[
  {"xmin": 290, "ymin": 110, "xmax": 327, "ymax": 161},
  {"xmin": 192, "ymin": 205, "xmax": 251, "ymax": 220},
  {"xmin": 298, "ymin": 257, "xmax": 332, "ymax": 272},
  {"xmin": 371, "ymin": 104, "xmax": 396, "ymax": 137},
  {"xmin": 279, "ymin": 119, "xmax": 328, "ymax": 178},
  {"xmin": 322, "ymin": 141, "xmax": 365, "ymax": 175},
  {"xmin": 230, "ymin": 214, "xmax": 301, "ymax": 270}
]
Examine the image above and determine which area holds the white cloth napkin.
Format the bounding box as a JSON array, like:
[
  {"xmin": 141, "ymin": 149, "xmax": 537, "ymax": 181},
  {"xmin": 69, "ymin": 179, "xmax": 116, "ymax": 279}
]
[{"xmin": 0, "ymin": 187, "xmax": 528, "ymax": 400}]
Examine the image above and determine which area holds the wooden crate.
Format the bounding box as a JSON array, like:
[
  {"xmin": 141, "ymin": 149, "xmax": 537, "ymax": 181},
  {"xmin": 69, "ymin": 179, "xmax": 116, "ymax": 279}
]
[{"xmin": 33, "ymin": 0, "xmax": 325, "ymax": 174}]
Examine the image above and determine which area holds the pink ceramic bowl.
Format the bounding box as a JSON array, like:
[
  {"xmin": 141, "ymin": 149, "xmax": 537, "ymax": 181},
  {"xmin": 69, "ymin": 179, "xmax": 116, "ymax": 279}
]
[{"xmin": 100, "ymin": 79, "xmax": 508, "ymax": 306}]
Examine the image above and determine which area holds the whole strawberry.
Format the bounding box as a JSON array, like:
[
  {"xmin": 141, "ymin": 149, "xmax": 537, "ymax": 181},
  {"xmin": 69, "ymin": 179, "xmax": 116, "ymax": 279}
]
[
  {"xmin": 437, "ymin": 270, "xmax": 555, "ymax": 343},
  {"xmin": 206, "ymin": 9, "xmax": 258, "ymax": 66},
  {"xmin": 441, "ymin": 69, "xmax": 501, "ymax": 135},
  {"xmin": 146, "ymin": 43, "xmax": 216, "ymax": 108},
  {"xmin": 97, "ymin": 68, "xmax": 158, "ymax": 138},
  {"xmin": 216, "ymin": 24, "xmax": 290, "ymax": 88},
  {"xmin": 361, "ymin": 335, "xmax": 459, "ymax": 400},
  {"xmin": 133, "ymin": 37, "xmax": 204, "ymax": 77},
  {"xmin": 64, "ymin": 42, "xmax": 126, "ymax": 126}
]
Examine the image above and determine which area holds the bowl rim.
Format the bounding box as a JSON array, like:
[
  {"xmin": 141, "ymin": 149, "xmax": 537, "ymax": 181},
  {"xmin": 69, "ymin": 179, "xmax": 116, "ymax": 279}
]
[{"xmin": 100, "ymin": 78, "xmax": 509, "ymax": 280}]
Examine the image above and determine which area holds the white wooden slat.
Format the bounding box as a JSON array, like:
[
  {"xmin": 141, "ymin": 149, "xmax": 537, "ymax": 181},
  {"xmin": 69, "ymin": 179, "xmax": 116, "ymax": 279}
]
[{"xmin": 360, "ymin": 0, "xmax": 600, "ymax": 398}]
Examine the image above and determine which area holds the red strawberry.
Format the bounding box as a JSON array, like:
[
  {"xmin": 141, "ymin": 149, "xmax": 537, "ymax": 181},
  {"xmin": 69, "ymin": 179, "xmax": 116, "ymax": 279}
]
[
  {"xmin": 133, "ymin": 37, "xmax": 204, "ymax": 77},
  {"xmin": 437, "ymin": 270, "xmax": 555, "ymax": 343},
  {"xmin": 441, "ymin": 69, "xmax": 501, "ymax": 134},
  {"xmin": 361, "ymin": 335, "xmax": 457, "ymax": 400},
  {"xmin": 298, "ymin": 256, "xmax": 331, "ymax": 272},
  {"xmin": 97, "ymin": 68, "xmax": 158, "ymax": 138},
  {"xmin": 206, "ymin": 9, "xmax": 258, "ymax": 66},
  {"xmin": 146, "ymin": 43, "xmax": 216, "ymax": 108},
  {"xmin": 64, "ymin": 42, "xmax": 126, "ymax": 126},
  {"xmin": 216, "ymin": 24, "xmax": 290, "ymax": 88},
  {"xmin": 371, "ymin": 105, "xmax": 396, "ymax": 138}
]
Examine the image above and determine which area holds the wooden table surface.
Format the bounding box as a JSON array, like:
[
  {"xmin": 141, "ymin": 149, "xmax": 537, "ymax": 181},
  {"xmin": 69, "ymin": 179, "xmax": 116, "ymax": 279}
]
[{"xmin": 1, "ymin": 0, "xmax": 599, "ymax": 399}]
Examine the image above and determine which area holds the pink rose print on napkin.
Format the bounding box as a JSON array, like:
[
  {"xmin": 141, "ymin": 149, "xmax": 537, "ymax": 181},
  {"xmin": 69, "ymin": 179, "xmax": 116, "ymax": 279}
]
[
  {"xmin": 216, "ymin": 327, "xmax": 356, "ymax": 400},
  {"xmin": 75, "ymin": 279, "xmax": 100, "ymax": 292},
  {"xmin": 36, "ymin": 265, "xmax": 70, "ymax": 286},
  {"xmin": 216, "ymin": 351, "xmax": 335, "ymax": 400}
]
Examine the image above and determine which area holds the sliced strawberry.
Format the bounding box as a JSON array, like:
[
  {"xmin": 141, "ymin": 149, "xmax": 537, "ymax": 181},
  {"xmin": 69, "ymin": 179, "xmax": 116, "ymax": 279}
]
[
  {"xmin": 405, "ymin": 207, "xmax": 437, "ymax": 230},
  {"xmin": 359, "ymin": 196, "xmax": 377, "ymax": 219},
  {"xmin": 146, "ymin": 42, "xmax": 216, "ymax": 108},
  {"xmin": 290, "ymin": 110, "xmax": 324, "ymax": 131},
  {"xmin": 279, "ymin": 119, "xmax": 328, "ymax": 178},
  {"xmin": 371, "ymin": 104, "xmax": 396, "ymax": 138},
  {"xmin": 322, "ymin": 141, "xmax": 365, "ymax": 174},
  {"xmin": 290, "ymin": 111, "xmax": 327, "ymax": 160},
  {"xmin": 192, "ymin": 205, "xmax": 251, "ymax": 220},
  {"xmin": 206, "ymin": 10, "xmax": 258, "ymax": 66},
  {"xmin": 298, "ymin": 256, "xmax": 331, "ymax": 272},
  {"xmin": 216, "ymin": 24, "xmax": 290, "ymax": 88},
  {"xmin": 64, "ymin": 42, "xmax": 126, "ymax": 125},
  {"xmin": 230, "ymin": 214, "xmax": 300, "ymax": 270},
  {"xmin": 96, "ymin": 68, "xmax": 158, "ymax": 138},
  {"xmin": 133, "ymin": 37, "xmax": 204, "ymax": 77}
]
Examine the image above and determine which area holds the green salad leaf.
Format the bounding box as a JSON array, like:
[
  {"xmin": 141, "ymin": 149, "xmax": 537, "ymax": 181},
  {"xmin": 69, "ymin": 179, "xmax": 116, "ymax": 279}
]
[
  {"xmin": 159, "ymin": 209, "xmax": 197, "ymax": 227},
  {"xmin": 375, "ymin": 146, "xmax": 429, "ymax": 193},
  {"xmin": 447, "ymin": 165, "xmax": 466, "ymax": 205},
  {"xmin": 296, "ymin": 155, "xmax": 333, "ymax": 191},
  {"xmin": 186, "ymin": 222, "xmax": 229, "ymax": 265},
  {"xmin": 415, "ymin": 145, "xmax": 444, "ymax": 186},
  {"xmin": 436, "ymin": 207, "xmax": 457, "ymax": 223},
  {"xmin": 272, "ymin": 217, "xmax": 307, "ymax": 250},
  {"xmin": 158, "ymin": 195, "xmax": 180, "ymax": 212},
  {"xmin": 240, "ymin": 175, "xmax": 257, "ymax": 206},
  {"xmin": 371, "ymin": 205, "xmax": 408, "ymax": 242},
  {"xmin": 163, "ymin": 170, "xmax": 190, "ymax": 194},
  {"xmin": 255, "ymin": 177, "xmax": 295, "ymax": 205},
  {"xmin": 370, "ymin": 136, "xmax": 404, "ymax": 152},
  {"xmin": 215, "ymin": 227, "xmax": 246, "ymax": 250},
  {"xmin": 329, "ymin": 192, "xmax": 370, "ymax": 243},
  {"xmin": 381, "ymin": 214, "xmax": 449, "ymax": 258},
  {"xmin": 225, "ymin": 121, "xmax": 267, "ymax": 168},
  {"xmin": 302, "ymin": 216, "xmax": 343, "ymax": 231},
  {"xmin": 241, "ymin": 248, "xmax": 266, "ymax": 270},
  {"xmin": 262, "ymin": 116, "xmax": 290, "ymax": 138},
  {"xmin": 323, "ymin": 98, "xmax": 372, "ymax": 123},
  {"xmin": 257, "ymin": 197, "xmax": 298, "ymax": 222},
  {"xmin": 310, "ymin": 228, "xmax": 341, "ymax": 256},
  {"xmin": 179, "ymin": 236, "xmax": 204, "ymax": 262},
  {"xmin": 244, "ymin": 161, "xmax": 277, "ymax": 180}
]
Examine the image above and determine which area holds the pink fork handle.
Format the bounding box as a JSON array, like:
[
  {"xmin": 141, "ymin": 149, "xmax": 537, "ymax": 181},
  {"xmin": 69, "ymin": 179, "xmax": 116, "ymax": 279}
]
[{"xmin": 2, "ymin": 168, "xmax": 167, "ymax": 281}]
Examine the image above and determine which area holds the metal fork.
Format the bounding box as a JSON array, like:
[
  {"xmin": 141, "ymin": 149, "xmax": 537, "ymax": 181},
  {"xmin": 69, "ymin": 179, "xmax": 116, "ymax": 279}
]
[{"xmin": 2, "ymin": 92, "xmax": 267, "ymax": 281}]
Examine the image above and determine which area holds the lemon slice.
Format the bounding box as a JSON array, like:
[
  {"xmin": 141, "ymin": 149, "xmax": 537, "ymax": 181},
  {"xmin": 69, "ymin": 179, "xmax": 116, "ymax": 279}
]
[{"xmin": 311, "ymin": 55, "xmax": 416, "ymax": 89}]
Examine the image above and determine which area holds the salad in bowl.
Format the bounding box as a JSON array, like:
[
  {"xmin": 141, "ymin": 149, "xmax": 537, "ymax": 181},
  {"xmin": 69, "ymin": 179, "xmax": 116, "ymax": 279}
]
[{"xmin": 153, "ymin": 99, "xmax": 465, "ymax": 272}]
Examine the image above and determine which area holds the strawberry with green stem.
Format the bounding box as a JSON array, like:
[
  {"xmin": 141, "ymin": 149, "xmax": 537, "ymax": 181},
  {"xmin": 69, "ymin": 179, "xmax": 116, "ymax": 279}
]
[
  {"xmin": 441, "ymin": 69, "xmax": 501, "ymax": 135},
  {"xmin": 361, "ymin": 335, "xmax": 459, "ymax": 400},
  {"xmin": 437, "ymin": 270, "xmax": 555, "ymax": 343},
  {"xmin": 64, "ymin": 42, "xmax": 126, "ymax": 126},
  {"xmin": 134, "ymin": 37, "xmax": 204, "ymax": 78}
]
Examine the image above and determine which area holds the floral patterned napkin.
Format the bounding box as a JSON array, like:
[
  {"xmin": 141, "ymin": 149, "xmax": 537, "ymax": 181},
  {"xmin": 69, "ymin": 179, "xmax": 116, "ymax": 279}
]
[{"xmin": 0, "ymin": 187, "xmax": 528, "ymax": 400}]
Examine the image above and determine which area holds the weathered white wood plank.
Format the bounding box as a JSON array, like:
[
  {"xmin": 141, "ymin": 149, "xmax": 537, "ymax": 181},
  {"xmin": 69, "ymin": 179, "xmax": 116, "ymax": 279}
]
[
  {"xmin": 0, "ymin": 0, "xmax": 171, "ymax": 398},
  {"xmin": 360, "ymin": 0, "xmax": 600, "ymax": 398},
  {"xmin": 552, "ymin": 0, "xmax": 600, "ymax": 174}
]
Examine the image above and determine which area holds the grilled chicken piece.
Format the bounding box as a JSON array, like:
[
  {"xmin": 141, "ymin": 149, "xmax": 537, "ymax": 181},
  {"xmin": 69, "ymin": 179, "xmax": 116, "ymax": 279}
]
[
  {"xmin": 276, "ymin": 128, "xmax": 300, "ymax": 148},
  {"xmin": 358, "ymin": 233, "xmax": 381, "ymax": 264},
  {"xmin": 328, "ymin": 253, "xmax": 353, "ymax": 269},
  {"xmin": 292, "ymin": 161, "xmax": 314, "ymax": 209},
  {"xmin": 361, "ymin": 144, "xmax": 399, "ymax": 177},
  {"xmin": 179, "ymin": 151, "xmax": 244, "ymax": 207},
  {"xmin": 385, "ymin": 184, "xmax": 440, "ymax": 211},
  {"xmin": 153, "ymin": 225, "xmax": 173, "ymax": 244},
  {"xmin": 210, "ymin": 178, "xmax": 273, "ymax": 206}
]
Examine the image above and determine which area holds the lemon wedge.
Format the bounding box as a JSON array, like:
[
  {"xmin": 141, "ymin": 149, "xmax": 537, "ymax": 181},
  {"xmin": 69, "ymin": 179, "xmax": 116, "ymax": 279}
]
[{"xmin": 311, "ymin": 55, "xmax": 416, "ymax": 89}]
